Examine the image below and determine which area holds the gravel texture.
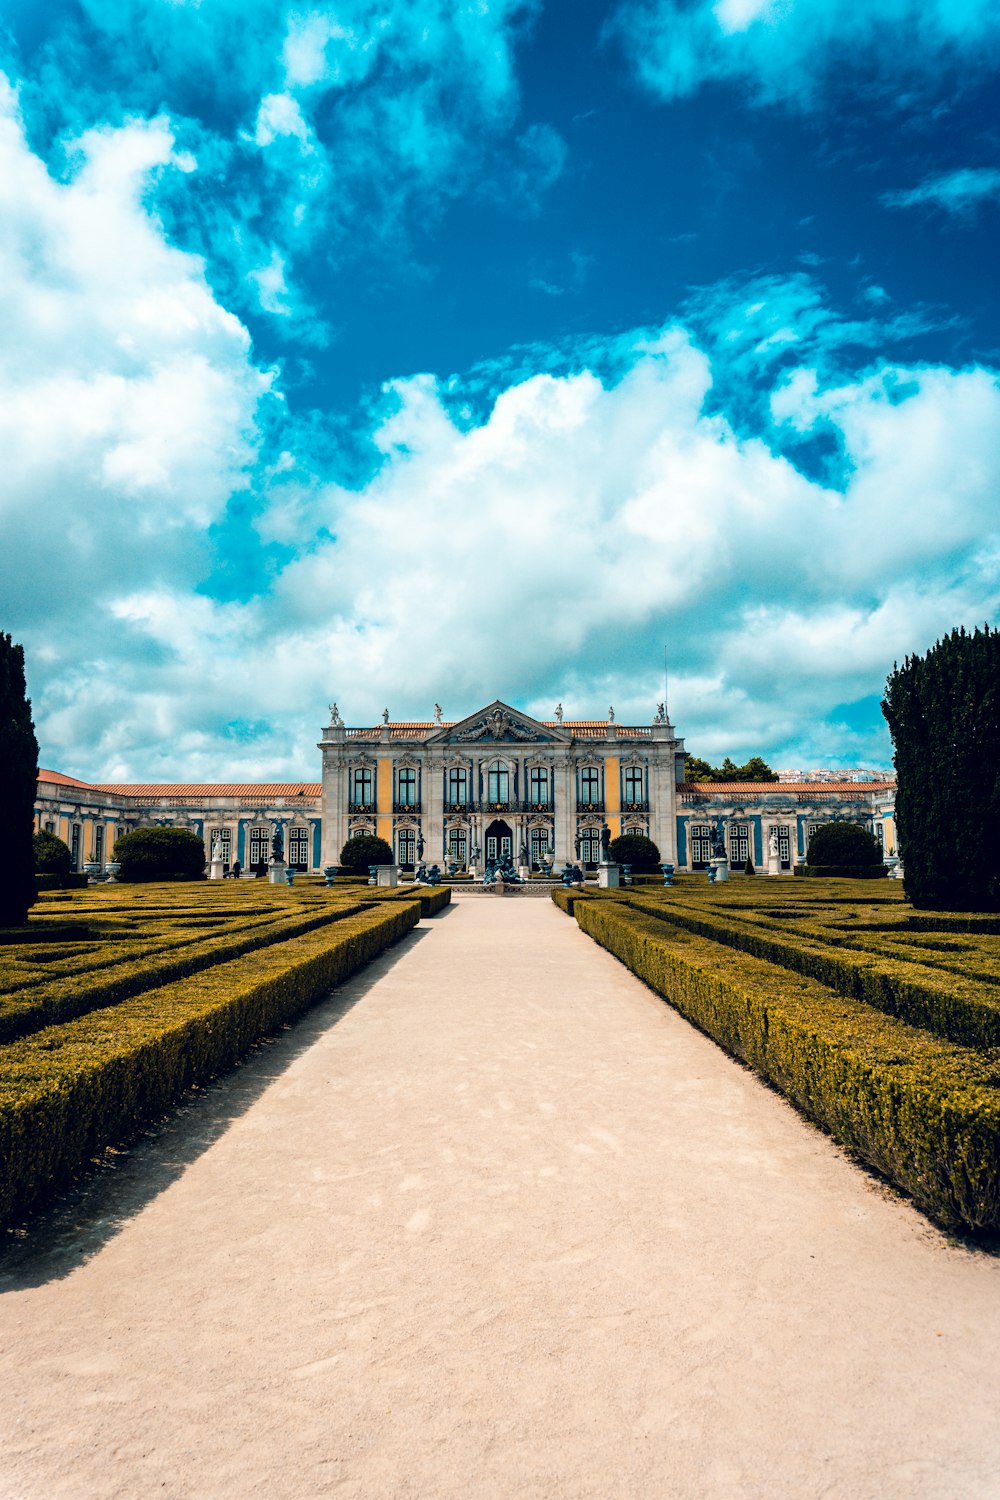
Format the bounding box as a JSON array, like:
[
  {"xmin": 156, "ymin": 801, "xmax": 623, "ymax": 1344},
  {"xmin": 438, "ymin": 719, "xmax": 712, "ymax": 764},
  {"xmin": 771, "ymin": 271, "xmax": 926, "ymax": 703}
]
[{"xmin": 1, "ymin": 894, "xmax": 999, "ymax": 1499}]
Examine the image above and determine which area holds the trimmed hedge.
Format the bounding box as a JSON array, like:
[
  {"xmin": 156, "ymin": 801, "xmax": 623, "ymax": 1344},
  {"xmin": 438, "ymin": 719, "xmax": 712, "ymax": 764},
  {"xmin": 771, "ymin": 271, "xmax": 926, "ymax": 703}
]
[
  {"xmin": 34, "ymin": 873, "xmax": 89, "ymax": 891},
  {"xmin": 624, "ymin": 895, "xmax": 1000, "ymax": 1052},
  {"xmin": 0, "ymin": 899, "xmax": 420, "ymax": 1229},
  {"xmin": 795, "ymin": 864, "xmax": 888, "ymax": 879},
  {"xmin": 573, "ymin": 898, "xmax": 1000, "ymax": 1231},
  {"xmin": 0, "ymin": 900, "xmax": 373, "ymax": 1044}
]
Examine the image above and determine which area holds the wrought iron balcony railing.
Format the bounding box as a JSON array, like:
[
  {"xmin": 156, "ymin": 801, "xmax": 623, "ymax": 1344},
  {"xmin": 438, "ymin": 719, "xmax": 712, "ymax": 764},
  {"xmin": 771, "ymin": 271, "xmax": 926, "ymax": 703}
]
[
  {"xmin": 348, "ymin": 801, "xmax": 376, "ymax": 815},
  {"xmin": 392, "ymin": 800, "xmax": 422, "ymax": 815},
  {"xmin": 577, "ymin": 800, "xmax": 605, "ymax": 814},
  {"xmin": 621, "ymin": 799, "xmax": 650, "ymax": 813}
]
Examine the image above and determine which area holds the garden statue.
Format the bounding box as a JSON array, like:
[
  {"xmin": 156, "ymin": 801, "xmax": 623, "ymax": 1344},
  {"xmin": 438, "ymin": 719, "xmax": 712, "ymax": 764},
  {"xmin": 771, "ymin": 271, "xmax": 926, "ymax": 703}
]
[
  {"xmin": 519, "ymin": 840, "xmax": 528, "ymax": 865},
  {"xmin": 574, "ymin": 831, "xmax": 582, "ymax": 860},
  {"xmin": 768, "ymin": 828, "xmax": 779, "ymax": 858},
  {"xmin": 600, "ymin": 823, "xmax": 612, "ymax": 860},
  {"xmin": 417, "ymin": 831, "xmax": 425, "ymax": 860},
  {"xmin": 271, "ymin": 827, "xmax": 284, "ymax": 863}
]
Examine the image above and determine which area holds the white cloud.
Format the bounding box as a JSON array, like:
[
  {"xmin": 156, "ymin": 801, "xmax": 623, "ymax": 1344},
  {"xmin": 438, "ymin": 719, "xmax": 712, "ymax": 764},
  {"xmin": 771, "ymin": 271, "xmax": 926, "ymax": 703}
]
[
  {"xmin": 0, "ymin": 78, "xmax": 269, "ymax": 623},
  {"xmin": 882, "ymin": 166, "xmax": 1000, "ymax": 216},
  {"xmin": 609, "ymin": 0, "xmax": 1000, "ymax": 106},
  {"xmin": 30, "ymin": 314, "xmax": 997, "ymax": 779}
]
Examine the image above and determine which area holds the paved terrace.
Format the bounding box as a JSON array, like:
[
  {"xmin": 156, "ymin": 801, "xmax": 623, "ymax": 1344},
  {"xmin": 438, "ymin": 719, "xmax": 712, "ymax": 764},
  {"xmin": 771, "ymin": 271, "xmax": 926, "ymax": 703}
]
[{"xmin": 2, "ymin": 896, "xmax": 999, "ymax": 1499}]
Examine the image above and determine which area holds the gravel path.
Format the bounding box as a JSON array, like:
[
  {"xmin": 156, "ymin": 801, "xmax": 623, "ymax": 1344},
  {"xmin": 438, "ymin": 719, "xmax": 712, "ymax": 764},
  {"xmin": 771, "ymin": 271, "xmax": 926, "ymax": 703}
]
[{"xmin": 2, "ymin": 894, "xmax": 999, "ymax": 1500}]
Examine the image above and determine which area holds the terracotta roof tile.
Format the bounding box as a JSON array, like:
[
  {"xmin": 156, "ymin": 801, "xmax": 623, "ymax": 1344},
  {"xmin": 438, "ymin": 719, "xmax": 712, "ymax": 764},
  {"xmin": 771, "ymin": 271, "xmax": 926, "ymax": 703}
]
[{"xmin": 37, "ymin": 769, "xmax": 96, "ymax": 789}]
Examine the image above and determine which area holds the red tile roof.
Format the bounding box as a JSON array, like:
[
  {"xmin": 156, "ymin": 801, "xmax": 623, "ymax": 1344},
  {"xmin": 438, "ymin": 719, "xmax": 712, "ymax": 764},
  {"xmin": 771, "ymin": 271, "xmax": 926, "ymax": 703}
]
[{"xmin": 37, "ymin": 768, "xmax": 97, "ymax": 789}]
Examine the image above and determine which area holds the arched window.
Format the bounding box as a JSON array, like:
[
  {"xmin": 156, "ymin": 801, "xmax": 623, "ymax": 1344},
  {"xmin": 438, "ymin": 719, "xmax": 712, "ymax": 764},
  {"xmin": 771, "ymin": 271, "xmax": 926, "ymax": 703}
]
[
  {"xmin": 623, "ymin": 765, "xmax": 645, "ymax": 805},
  {"xmin": 351, "ymin": 766, "xmax": 374, "ymax": 809},
  {"xmin": 487, "ymin": 761, "xmax": 510, "ymax": 804}
]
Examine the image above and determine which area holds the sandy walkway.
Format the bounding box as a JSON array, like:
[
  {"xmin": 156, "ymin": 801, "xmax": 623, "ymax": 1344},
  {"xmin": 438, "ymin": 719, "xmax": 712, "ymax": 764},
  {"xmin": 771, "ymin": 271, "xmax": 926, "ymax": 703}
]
[{"xmin": 1, "ymin": 895, "xmax": 999, "ymax": 1500}]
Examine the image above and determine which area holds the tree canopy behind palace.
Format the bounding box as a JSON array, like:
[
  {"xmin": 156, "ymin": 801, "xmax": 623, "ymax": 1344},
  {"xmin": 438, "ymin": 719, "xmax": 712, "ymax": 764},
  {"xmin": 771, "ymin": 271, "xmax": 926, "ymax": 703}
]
[
  {"xmin": 882, "ymin": 624, "xmax": 1000, "ymax": 911},
  {"xmin": 0, "ymin": 633, "xmax": 39, "ymax": 925},
  {"xmin": 684, "ymin": 755, "xmax": 779, "ymax": 783}
]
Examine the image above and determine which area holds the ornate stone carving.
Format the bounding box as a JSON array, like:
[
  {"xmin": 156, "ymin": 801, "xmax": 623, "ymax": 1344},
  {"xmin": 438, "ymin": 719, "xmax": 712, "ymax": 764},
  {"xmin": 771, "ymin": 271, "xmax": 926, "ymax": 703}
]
[{"xmin": 455, "ymin": 708, "xmax": 541, "ymax": 742}]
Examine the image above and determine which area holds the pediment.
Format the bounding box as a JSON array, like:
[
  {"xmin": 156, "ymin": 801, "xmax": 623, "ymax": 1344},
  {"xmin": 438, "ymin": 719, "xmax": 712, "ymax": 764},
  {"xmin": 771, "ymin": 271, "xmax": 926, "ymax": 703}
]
[{"xmin": 428, "ymin": 700, "xmax": 568, "ymax": 746}]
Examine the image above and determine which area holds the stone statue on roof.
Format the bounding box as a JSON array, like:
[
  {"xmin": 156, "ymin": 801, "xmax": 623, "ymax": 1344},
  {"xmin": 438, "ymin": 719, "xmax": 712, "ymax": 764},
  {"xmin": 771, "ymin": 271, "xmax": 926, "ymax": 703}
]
[
  {"xmin": 555, "ymin": 703, "xmax": 563, "ymax": 722},
  {"xmin": 608, "ymin": 706, "xmax": 615, "ymax": 723},
  {"xmin": 654, "ymin": 702, "xmax": 666, "ymax": 725},
  {"xmin": 328, "ymin": 702, "xmax": 343, "ymax": 727},
  {"xmin": 382, "ymin": 708, "xmax": 390, "ymax": 725},
  {"xmin": 434, "ymin": 703, "xmax": 443, "ymax": 723}
]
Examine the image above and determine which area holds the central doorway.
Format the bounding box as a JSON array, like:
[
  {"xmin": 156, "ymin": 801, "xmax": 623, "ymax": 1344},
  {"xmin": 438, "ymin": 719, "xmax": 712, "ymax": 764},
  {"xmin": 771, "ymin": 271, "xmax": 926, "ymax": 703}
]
[{"xmin": 485, "ymin": 819, "xmax": 513, "ymax": 862}]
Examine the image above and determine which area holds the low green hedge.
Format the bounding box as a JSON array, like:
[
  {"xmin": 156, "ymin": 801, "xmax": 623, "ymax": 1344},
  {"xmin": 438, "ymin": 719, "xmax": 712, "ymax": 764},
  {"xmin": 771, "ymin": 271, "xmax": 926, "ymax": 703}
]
[
  {"xmin": 34, "ymin": 873, "xmax": 89, "ymax": 891},
  {"xmin": 574, "ymin": 898, "xmax": 1000, "ymax": 1232},
  {"xmin": 624, "ymin": 895, "xmax": 1000, "ymax": 1052},
  {"xmin": 795, "ymin": 864, "xmax": 888, "ymax": 879},
  {"xmin": 0, "ymin": 900, "xmax": 373, "ymax": 1045},
  {"xmin": 0, "ymin": 899, "xmax": 420, "ymax": 1230}
]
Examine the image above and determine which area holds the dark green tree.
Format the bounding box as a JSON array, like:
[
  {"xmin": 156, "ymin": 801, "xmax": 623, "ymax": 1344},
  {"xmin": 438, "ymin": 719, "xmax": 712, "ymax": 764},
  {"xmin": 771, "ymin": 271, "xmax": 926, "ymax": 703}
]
[
  {"xmin": 112, "ymin": 826, "xmax": 206, "ymax": 882},
  {"xmin": 685, "ymin": 753, "xmax": 779, "ymax": 783},
  {"xmin": 33, "ymin": 829, "xmax": 73, "ymax": 875},
  {"xmin": 339, "ymin": 833, "xmax": 394, "ymax": 870},
  {"xmin": 608, "ymin": 833, "xmax": 661, "ymax": 870},
  {"xmin": 0, "ymin": 633, "xmax": 39, "ymax": 925},
  {"xmin": 806, "ymin": 822, "xmax": 883, "ymax": 868},
  {"xmin": 882, "ymin": 625, "xmax": 1000, "ymax": 911}
]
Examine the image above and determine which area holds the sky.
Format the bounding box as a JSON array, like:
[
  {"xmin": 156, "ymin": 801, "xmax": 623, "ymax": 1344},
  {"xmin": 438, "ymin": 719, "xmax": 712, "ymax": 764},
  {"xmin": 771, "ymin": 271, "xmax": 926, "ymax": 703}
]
[{"xmin": 1, "ymin": 0, "xmax": 998, "ymax": 781}]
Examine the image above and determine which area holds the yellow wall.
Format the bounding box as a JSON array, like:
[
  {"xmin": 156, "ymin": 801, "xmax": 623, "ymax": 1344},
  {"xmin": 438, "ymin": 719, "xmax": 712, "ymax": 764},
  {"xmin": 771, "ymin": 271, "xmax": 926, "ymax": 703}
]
[
  {"xmin": 604, "ymin": 755, "xmax": 621, "ymax": 839},
  {"xmin": 377, "ymin": 755, "xmax": 393, "ymax": 845}
]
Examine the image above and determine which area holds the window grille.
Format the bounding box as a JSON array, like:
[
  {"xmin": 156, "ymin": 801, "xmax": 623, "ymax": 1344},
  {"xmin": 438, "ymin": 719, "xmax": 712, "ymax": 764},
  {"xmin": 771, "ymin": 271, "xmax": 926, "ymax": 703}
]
[{"xmin": 288, "ymin": 827, "xmax": 310, "ymax": 869}]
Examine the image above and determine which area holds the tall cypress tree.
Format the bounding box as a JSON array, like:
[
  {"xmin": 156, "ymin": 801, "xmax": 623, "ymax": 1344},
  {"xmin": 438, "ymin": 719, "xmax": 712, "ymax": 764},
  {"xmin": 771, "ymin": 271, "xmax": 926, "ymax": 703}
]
[
  {"xmin": 882, "ymin": 625, "xmax": 1000, "ymax": 911},
  {"xmin": 0, "ymin": 633, "xmax": 39, "ymax": 925}
]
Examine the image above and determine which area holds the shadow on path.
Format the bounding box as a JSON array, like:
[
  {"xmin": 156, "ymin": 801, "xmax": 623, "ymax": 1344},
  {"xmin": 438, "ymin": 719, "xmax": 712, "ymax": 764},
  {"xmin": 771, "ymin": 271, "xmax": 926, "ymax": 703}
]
[{"xmin": 0, "ymin": 924, "xmax": 433, "ymax": 1292}]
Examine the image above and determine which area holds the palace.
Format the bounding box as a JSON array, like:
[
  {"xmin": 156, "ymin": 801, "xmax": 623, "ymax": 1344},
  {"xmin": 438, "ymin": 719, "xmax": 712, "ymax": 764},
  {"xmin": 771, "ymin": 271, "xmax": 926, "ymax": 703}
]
[{"xmin": 33, "ymin": 699, "xmax": 897, "ymax": 875}]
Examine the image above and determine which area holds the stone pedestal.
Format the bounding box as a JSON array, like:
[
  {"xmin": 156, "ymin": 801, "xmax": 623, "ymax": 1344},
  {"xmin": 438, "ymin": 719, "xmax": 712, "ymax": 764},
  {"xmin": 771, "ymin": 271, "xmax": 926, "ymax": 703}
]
[
  {"xmin": 268, "ymin": 861, "xmax": 287, "ymax": 885},
  {"xmin": 710, "ymin": 856, "xmax": 729, "ymax": 884},
  {"xmin": 766, "ymin": 853, "xmax": 781, "ymax": 877},
  {"xmin": 376, "ymin": 864, "xmax": 399, "ymax": 887},
  {"xmin": 209, "ymin": 857, "xmax": 225, "ymax": 881},
  {"xmin": 518, "ymin": 864, "xmax": 530, "ymax": 881},
  {"xmin": 598, "ymin": 862, "xmax": 620, "ymax": 888}
]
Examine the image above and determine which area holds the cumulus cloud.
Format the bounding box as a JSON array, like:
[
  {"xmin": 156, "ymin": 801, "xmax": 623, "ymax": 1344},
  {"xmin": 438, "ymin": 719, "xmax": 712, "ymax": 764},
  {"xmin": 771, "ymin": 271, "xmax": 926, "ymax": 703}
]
[
  {"xmin": 608, "ymin": 0, "xmax": 1000, "ymax": 107},
  {"xmin": 4, "ymin": 1, "xmax": 548, "ymax": 336},
  {"xmin": 882, "ymin": 166, "xmax": 1000, "ymax": 216},
  {"xmin": 25, "ymin": 301, "xmax": 997, "ymax": 780},
  {"xmin": 0, "ymin": 78, "xmax": 269, "ymax": 635}
]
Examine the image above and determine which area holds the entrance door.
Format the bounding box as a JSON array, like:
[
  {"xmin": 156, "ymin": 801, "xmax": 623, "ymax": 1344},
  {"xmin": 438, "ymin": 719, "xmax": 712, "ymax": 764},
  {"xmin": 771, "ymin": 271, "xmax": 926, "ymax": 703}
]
[{"xmin": 485, "ymin": 819, "xmax": 513, "ymax": 861}]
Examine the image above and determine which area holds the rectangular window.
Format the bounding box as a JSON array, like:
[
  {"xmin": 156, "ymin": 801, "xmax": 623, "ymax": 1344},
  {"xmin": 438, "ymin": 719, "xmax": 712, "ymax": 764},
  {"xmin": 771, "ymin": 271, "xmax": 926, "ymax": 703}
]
[
  {"xmin": 288, "ymin": 827, "xmax": 310, "ymax": 869},
  {"xmin": 623, "ymin": 766, "xmax": 644, "ymax": 804},
  {"xmin": 396, "ymin": 768, "xmax": 417, "ymax": 806},
  {"xmin": 729, "ymin": 823, "xmax": 750, "ymax": 867},
  {"xmin": 529, "ymin": 827, "xmax": 550, "ymax": 867},
  {"xmin": 487, "ymin": 762, "xmax": 510, "ymax": 805},
  {"xmin": 447, "ymin": 827, "xmax": 467, "ymax": 864},
  {"xmin": 875, "ymin": 822, "xmax": 884, "ymax": 846},
  {"xmin": 44, "ymin": 820, "xmax": 54, "ymax": 833},
  {"xmin": 71, "ymin": 824, "xmax": 81, "ymax": 868},
  {"xmin": 397, "ymin": 828, "xmax": 416, "ymax": 866},
  {"xmin": 486, "ymin": 831, "xmax": 513, "ymax": 860},
  {"xmin": 529, "ymin": 767, "xmax": 548, "ymax": 806},
  {"xmin": 579, "ymin": 827, "xmax": 601, "ymax": 865},
  {"xmin": 352, "ymin": 767, "xmax": 374, "ymax": 807},
  {"xmin": 249, "ymin": 828, "xmax": 270, "ymax": 868},
  {"xmin": 447, "ymin": 767, "xmax": 468, "ymax": 806},
  {"xmin": 689, "ymin": 824, "xmax": 713, "ymax": 868},
  {"xmin": 579, "ymin": 767, "xmax": 600, "ymax": 805},
  {"xmin": 767, "ymin": 824, "xmax": 791, "ymax": 868},
  {"xmin": 207, "ymin": 827, "xmax": 233, "ymax": 866},
  {"xmin": 94, "ymin": 825, "xmax": 104, "ymax": 864}
]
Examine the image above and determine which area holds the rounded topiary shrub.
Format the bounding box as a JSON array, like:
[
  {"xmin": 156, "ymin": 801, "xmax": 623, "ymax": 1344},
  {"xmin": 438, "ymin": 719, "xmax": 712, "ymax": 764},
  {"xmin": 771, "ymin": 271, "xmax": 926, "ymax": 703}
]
[
  {"xmin": 608, "ymin": 833, "xmax": 661, "ymax": 871},
  {"xmin": 807, "ymin": 822, "xmax": 883, "ymax": 868},
  {"xmin": 112, "ymin": 827, "xmax": 207, "ymax": 882},
  {"xmin": 33, "ymin": 830, "xmax": 73, "ymax": 875},
  {"xmin": 339, "ymin": 833, "xmax": 394, "ymax": 871}
]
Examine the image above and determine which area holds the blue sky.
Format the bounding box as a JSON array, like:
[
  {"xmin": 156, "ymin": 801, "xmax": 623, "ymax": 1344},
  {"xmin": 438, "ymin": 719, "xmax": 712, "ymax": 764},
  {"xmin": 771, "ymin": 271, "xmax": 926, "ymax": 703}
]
[{"xmin": 1, "ymin": 0, "xmax": 998, "ymax": 780}]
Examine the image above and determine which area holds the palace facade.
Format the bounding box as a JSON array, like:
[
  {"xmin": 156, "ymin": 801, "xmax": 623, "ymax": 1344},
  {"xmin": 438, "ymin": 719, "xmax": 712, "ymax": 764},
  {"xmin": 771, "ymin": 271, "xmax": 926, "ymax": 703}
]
[{"xmin": 33, "ymin": 699, "xmax": 897, "ymax": 875}]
